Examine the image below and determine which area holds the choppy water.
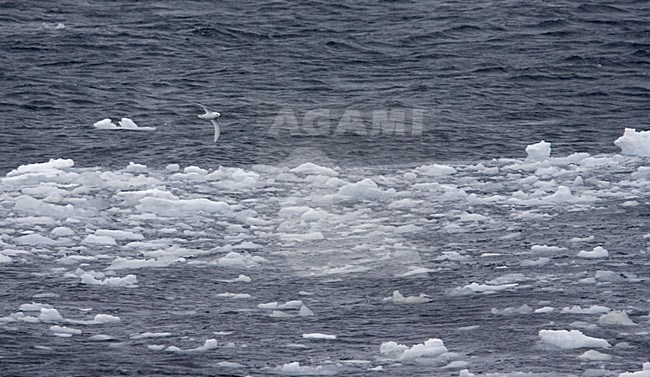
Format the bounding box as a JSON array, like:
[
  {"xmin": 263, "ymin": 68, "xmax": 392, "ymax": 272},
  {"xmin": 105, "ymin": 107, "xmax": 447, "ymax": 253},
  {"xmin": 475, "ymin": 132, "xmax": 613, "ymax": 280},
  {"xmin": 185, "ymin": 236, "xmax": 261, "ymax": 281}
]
[
  {"xmin": 0, "ymin": 1, "xmax": 649, "ymax": 376},
  {"xmin": 1, "ymin": 0, "xmax": 649, "ymax": 171}
]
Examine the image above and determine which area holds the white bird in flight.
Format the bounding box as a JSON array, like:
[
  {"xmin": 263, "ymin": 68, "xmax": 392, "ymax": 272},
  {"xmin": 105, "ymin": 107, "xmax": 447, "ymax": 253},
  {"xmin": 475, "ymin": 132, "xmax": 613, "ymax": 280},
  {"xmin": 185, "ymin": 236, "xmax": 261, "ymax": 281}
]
[{"xmin": 192, "ymin": 102, "xmax": 222, "ymax": 142}]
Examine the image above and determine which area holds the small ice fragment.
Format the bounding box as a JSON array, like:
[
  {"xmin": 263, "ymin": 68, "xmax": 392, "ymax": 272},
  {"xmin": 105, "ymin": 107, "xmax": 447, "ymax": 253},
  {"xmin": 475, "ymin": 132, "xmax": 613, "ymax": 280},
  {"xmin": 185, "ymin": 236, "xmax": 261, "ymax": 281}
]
[
  {"xmin": 89, "ymin": 334, "xmax": 114, "ymax": 341},
  {"xmin": 49, "ymin": 325, "xmax": 81, "ymax": 335},
  {"xmin": 299, "ymin": 305, "xmax": 314, "ymax": 317},
  {"xmin": 303, "ymin": 333, "xmax": 336, "ymax": 340},
  {"xmin": 561, "ymin": 305, "xmax": 611, "ymax": 314},
  {"xmin": 598, "ymin": 311, "xmax": 636, "ymax": 326},
  {"xmin": 39, "ymin": 308, "xmax": 64, "ymax": 323},
  {"xmin": 386, "ymin": 290, "xmax": 430, "ymax": 304},
  {"xmin": 92, "ymin": 314, "xmax": 121, "ymax": 324},
  {"xmin": 459, "ymin": 370, "xmax": 476, "ymax": 377},
  {"xmin": 93, "ymin": 118, "xmax": 118, "ymax": 129},
  {"xmin": 130, "ymin": 332, "xmax": 172, "ymax": 339},
  {"xmin": 618, "ymin": 362, "xmax": 650, "ymax": 377},
  {"xmin": 578, "ymin": 350, "xmax": 611, "ymax": 361},
  {"xmin": 577, "ymin": 246, "xmax": 609, "ymax": 259}
]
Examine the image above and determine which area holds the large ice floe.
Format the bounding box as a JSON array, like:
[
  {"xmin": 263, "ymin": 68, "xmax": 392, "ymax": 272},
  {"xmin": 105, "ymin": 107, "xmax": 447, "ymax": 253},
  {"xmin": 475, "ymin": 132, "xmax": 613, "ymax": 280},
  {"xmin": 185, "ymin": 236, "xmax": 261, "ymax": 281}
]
[{"xmin": 0, "ymin": 128, "xmax": 649, "ymax": 375}]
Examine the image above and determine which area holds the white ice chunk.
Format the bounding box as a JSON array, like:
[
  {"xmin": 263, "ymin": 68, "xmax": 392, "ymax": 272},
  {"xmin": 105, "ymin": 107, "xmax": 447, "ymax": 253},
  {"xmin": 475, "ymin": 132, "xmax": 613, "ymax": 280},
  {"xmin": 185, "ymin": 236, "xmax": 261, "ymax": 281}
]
[
  {"xmin": 561, "ymin": 305, "xmax": 611, "ymax": 314},
  {"xmin": 578, "ymin": 350, "xmax": 611, "ymax": 361},
  {"xmin": 20, "ymin": 303, "xmax": 53, "ymax": 311},
  {"xmin": 335, "ymin": 178, "xmax": 386, "ymax": 201},
  {"xmin": 6, "ymin": 158, "xmax": 74, "ymax": 178},
  {"xmin": 277, "ymin": 362, "xmax": 334, "ymax": 375},
  {"xmin": 80, "ymin": 272, "xmax": 137, "ymax": 287},
  {"xmin": 95, "ymin": 229, "xmax": 144, "ymax": 241},
  {"xmin": 165, "ymin": 339, "xmax": 218, "ymax": 353},
  {"xmin": 526, "ymin": 140, "xmax": 551, "ymax": 161},
  {"xmin": 51, "ymin": 226, "xmax": 75, "ymax": 237},
  {"xmin": 290, "ymin": 162, "xmax": 338, "ymax": 177},
  {"xmin": 94, "ymin": 118, "xmax": 156, "ymax": 131},
  {"xmin": 531, "ymin": 244, "xmax": 566, "ymax": 252},
  {"xmin": 614, "ymin": 128, "xmax": 650, "ymax": 157},
  {"xmin": 303, "ymin": 333, "xmax": 336, "ymax": 340},
  {"xmin": 632, "ymin": 166, "xmax": 650, "ymax": 180},
  {"xmin": 539, "ymin": 329, "xmax": 610, "ymax": 349},
  {"xmin": 106, "ymin": 256, "xmax": 181, "ymax": 270},
  {"xmin": 93, "ymin": 118, "xmax": 118, "ymax": 129},
  {"xmin": 380, "ymin": 338, "xmax": 450, "ymax": 361},
  {"xmin": 216, "ymin": 252, "xmax": 267, "ymax": 268},
  {"xmin": 415, "ymin": 164, "xmax": 457, "ymax": 176},
  {"xmin": 219, "ymin": 274, "xmax": 252, "ymax": 283},
  {"xmin": 130, "ymin": 332, "xmax": 173, "ymax": 339},
  {"xmin": 216, "ymin": 292, "xmax": 252, "ymax": 299},
  {"xmin": 50, "ymin": 325, "xmax": 81, "ymax": 335},
  {"xmin": 83, "ymin": 234, "xmax": 117, "ymax": 246},
  {"xmin": 619, "ymin": 362, "xmax": 650, "ymax": 377},
  {"xmin": 577, "ymin": 246, "xmax": 609, "ymax": 259},
  {"xmin": 386, "ymin": 290, "xmax": 430, "ymax": 304},
  {"xmin": 299, "ymin": 305, "xmax": 314, "ymax": 317},
  {"xmin": 598, "ymin": 311, "xmax": 636, "ymax": 326},
  {"xmin": 14, "ymin": 233, "xmax": 59, "ymax": 246},
  {"xmin": 92, "ymin": 314, "xmax": 121, "ymax": 324},
  {"xmin": 136, "ymin": 197, "xmax": 232, "ymax": 217},
  {"xmin": 491, "ymin": 304, "xmax": 533, "ymax": 316},
  {"xmin": 39, "ymin": 308, "xmax": 64, "ymax": 323}
]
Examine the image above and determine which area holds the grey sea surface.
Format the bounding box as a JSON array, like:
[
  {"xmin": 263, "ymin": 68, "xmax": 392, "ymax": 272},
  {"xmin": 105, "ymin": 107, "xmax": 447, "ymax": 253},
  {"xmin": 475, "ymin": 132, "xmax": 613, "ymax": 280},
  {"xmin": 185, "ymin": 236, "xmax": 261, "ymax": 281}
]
[{"xmin": 0, "ymin": 1, "xmax": 649, "ymax": 376}]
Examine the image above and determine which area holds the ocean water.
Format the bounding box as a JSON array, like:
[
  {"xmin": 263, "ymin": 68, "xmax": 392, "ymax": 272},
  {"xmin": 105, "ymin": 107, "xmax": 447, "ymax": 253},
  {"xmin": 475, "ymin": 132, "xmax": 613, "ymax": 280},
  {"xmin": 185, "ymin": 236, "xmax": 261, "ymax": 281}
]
[{"xmin": 0, "ymin": 1, "xmax": 649, "ymax": 376}]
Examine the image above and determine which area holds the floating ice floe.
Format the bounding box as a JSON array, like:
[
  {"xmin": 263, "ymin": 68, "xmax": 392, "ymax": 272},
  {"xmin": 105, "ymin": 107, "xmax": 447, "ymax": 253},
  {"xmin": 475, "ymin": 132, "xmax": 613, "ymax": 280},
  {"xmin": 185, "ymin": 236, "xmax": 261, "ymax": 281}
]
[
  {"xmin": 217, "ymin": 292, "xmax": 252, "ymax": 299},
  {"xmin": 258, "ymin": 300, "xmax": 303, "ymax": 310},
  {"xmin": 276, "ymin": 361, "xmax": 337, "ymax": 376},
  {"xmin": 165, "ymin": 339, "xmax": 218, "ymax": 353},
  {"xmin": 106, "ymin": 256, "xmax": 182, "ymax": 270},
  {"xmin": 93, "ymin": 118, "xmax": 156, "ymax": 131},
  {"xmin": 379, "ymin": 338, "xmax": 457, "ymax": 363},
  {"xmin": 531, "ymin": 244, "xmax": 567, "ymax": 252},
  {"xmin": 50, "ymin": 325, "xmax": 81, "ymax": 335},
  {"xmin": 614, "ymin": 128, "xmax": 650, "ymax": 157},
  {"xmin": 525, "ymin": 140, "xmax": 552, "ymax": 161},
  {"xmin": 80, "ymin": 272, "xmax": 138, "ymax": 287},
  {"xmin": 130, "ymin": 332, "xmax": 172, "ymax": 340},
  {"xmin": 561, "ymin": 305, "xmax": 611, "ymax": 314},
  {"xmin": 577, "ymin": 246, "xmax": 609, "ymax": 259},
  {"xmin": 219, "ymin": 274, "xmax": 252, "ymax": 283},
  {"xmin": 538, "ymin": 329, "xmax": 610, "ymax": 349},
  {"xmin": 577, "ymin": 349, "xmax": 611, "ymax": 361},
  {"xmin": 384, "ymin": 290, "xmax": 430, "ymax": 304},
  {"xmin": 67, "ymin": 313, "xmax": 121, "ymax": 325},
  {"xmin": 214, "ymin": 252, "xmax": 267, "ymax": 268},
  {"xmin": 303, "ymin": 333, "xmax": 336, "ymax": 340},
  {"xmin": 619, "ymin": 362, "xmax": 650, "ymax": 377},
  {"xmin": 415, "ymin": 163, "xmax": 457, "ymax": 176},
  {"xmin": 290, "ymin": 162, "xmax": 339, "ymax": 177},
  {"xmin": 491, "ymin": 304, "xmax": 533, "ymax": 316},
  {"xmin": 449, "ymin": 282, "xmax": 518, "ymax": 296},
  {"xmin": 598, "ymin": 311, "xmax": 636, "ymax": 326}
]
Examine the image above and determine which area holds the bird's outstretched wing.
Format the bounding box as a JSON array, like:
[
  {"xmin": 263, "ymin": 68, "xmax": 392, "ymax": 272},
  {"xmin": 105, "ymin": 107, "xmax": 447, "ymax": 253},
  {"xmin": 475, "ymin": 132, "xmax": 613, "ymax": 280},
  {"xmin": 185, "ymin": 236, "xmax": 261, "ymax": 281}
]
[
  {"xmin": 190, "ymin": 101, "xmax": 212, "ymax": 114},
  {"xmin": 211, "ymin": 119, "xmax": 221, "ymax": 142}
]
